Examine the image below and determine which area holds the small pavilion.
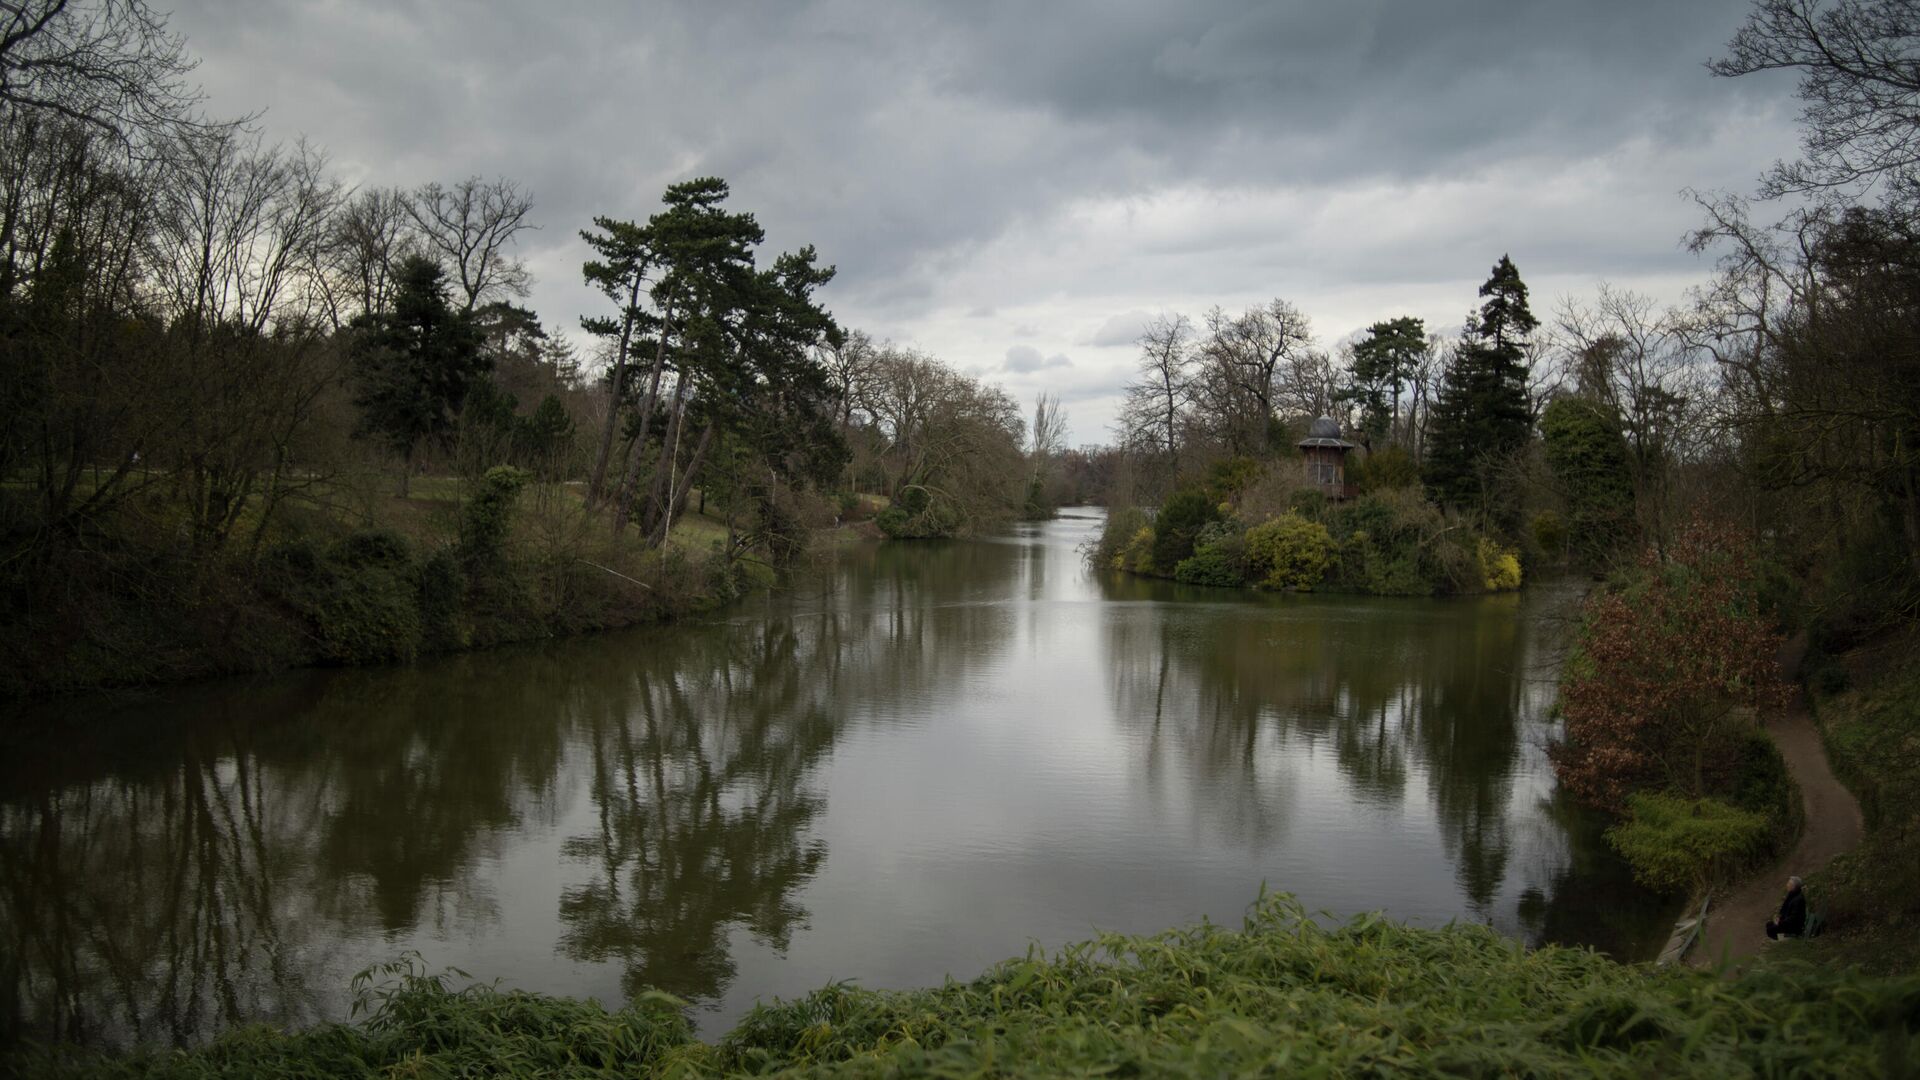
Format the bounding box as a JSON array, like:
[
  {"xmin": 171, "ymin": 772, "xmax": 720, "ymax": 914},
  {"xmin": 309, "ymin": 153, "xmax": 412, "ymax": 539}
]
[{"xmin": 1297, "ymin": 416, "xmax": 1356, "ymax": 499}]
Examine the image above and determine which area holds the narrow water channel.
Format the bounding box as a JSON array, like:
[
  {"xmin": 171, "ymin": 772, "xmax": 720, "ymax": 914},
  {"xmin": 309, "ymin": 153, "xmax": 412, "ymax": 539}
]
[{"xmin": 0, "ymin": 509, "xmax": 1670, "ymax": 1048}]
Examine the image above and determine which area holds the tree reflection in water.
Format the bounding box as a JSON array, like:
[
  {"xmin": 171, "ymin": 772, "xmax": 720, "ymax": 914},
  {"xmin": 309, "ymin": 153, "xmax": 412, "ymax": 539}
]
[
  {"xmin": 0, "ymin": 524, "xmax": 1669, "ymax": 1051},
  {"xmin": 556, "ymin": 623, "xmax": 834, "ymax": 1002},
  {"xmin": 1098, "ymin": 576, "xmax": 1557, "ymax": 917}
]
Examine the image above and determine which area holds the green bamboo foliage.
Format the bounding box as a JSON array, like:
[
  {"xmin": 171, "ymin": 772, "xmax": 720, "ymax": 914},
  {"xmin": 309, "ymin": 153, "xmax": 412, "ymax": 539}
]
[{"xmin": 21, "ymin": 893, "xmax": 1918, "ymax": 1078}]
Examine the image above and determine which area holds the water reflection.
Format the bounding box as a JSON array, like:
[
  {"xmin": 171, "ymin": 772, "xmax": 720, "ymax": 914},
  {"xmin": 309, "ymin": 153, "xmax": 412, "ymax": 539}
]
[
  {"xmin": 0, "ymin": 513, "xmax": 1668, "ymax": 1050},
  {"xmin": 555, "ymin": 625, "xmax": 836, "ymax": 1002},
  {"xmin": 1098, "ymin": 578, "xmax": 1542, "ymax": 911}
]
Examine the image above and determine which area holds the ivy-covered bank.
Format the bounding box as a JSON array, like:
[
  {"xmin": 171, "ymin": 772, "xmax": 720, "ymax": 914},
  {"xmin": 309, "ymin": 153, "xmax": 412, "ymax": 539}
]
[
  {"xmin": 1095, "ymin": 484, "xmax": 1523, "ymax": 597},
  {"xmin": 15, "ymin": 894, "xmax": 1916, "ymax": 1078}
]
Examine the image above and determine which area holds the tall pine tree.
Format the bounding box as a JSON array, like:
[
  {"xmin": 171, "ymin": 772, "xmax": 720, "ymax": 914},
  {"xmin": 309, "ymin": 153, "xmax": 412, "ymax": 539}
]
[
  {"xmin": 1424, "ymin": 255, "xmax": 1536, "ymax": 523},
  {"xmin": 1339, "ymin": 315, "xmax": 1427, "ymax": 446}
]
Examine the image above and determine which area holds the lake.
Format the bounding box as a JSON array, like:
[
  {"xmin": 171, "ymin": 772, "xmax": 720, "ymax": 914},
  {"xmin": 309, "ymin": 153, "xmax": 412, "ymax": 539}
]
[{"xmin": 0, "ymin": 508, "xmax": 1670, "ymax": 1048}]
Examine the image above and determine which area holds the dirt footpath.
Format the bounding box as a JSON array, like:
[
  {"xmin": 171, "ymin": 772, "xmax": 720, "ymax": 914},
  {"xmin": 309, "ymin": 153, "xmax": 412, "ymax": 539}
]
[{"xmin": 1690, "ymin": 695, "xmax": 1864, "ymax": 969}]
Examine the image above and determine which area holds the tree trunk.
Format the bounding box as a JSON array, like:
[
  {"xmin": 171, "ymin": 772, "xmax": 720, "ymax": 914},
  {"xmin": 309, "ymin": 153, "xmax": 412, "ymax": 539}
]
[
  {"xmin": 634, "ymin": 375, "xmax": 692, "ymax": 540},
  {"xmin": 650, "ymin": 424, "xmax": 715, "ymax": 548},
  {"xmin": 610, "ymin": 294, "xmax": 678, "ymax": 535},
  {"xmin": 586, "ymin": 275, "xmax": 643, "ymax": 507}
]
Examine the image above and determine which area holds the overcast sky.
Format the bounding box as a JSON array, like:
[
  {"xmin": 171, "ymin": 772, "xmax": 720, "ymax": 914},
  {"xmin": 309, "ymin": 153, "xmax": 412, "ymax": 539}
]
[{"xmin": 168, "ymin": 0, "xmax": 1799, "ymax": 445}]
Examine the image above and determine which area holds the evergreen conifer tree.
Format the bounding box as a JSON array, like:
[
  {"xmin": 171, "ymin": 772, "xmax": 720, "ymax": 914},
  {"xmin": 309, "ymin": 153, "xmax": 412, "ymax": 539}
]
[
  {"xmin": 350, "ymin": 256, "xmax": 488, "ymax": 495},
  {"xmin": 1424, "ymin": 256, "xmax": 1537, "ymax": 521}
]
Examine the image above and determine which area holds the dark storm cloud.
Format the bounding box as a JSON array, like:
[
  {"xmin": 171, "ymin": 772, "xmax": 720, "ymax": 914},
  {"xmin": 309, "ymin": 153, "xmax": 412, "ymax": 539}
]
[{"xmin": 163, "ymin": 0, "xmax": 1796, "ymax": 442}]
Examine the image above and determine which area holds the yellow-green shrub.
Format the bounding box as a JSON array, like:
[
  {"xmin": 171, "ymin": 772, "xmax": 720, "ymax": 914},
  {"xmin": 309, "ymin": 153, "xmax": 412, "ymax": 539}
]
[
  {"xmin": 1479, "ymin": 537, "xmax": 1522, "ymax": 591},
  {"xmin": 1606, "ymin": 793, "xmax": 1770, "ymax": 894},
  {"xmin": 1245, "ymin": 513, "xmax": 1335, "ymax": 591},
  {"xmin": 1118, "ymin": 525, "xmax": 1156, "ymax": 573}
]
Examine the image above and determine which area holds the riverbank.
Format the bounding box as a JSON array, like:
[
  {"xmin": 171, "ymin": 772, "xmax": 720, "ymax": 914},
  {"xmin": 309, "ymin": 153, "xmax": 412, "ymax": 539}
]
[
  {"xmin": 13, "ymin": 892, "xmax": 1914, "ymax": 1078},
  {"xmin": 1, "ymin": 474, "xmax": 872, "ymax": 700}
]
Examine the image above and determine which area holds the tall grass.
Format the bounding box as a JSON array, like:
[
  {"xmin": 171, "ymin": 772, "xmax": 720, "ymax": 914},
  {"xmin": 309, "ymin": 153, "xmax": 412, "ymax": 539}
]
[{"xmin": 16, "ymin": 893, "xmax": 1918, "ymax": 1077}]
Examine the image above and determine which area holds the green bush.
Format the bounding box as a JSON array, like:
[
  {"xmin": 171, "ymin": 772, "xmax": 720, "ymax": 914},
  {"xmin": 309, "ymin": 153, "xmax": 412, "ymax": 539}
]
[
  {"xmin": 415, "ymin": 547, "xmax": 468, "ymax": 652},
  {"xmin": 1333, "ymin": 530, "xmax": 1432, "ymax": 596},
  {"xmin": 1541, "ymin": 396, "xmax": 1637, "ymax": 567},
  {"xmin": 1150, "ymin": 488, "xmax": 1220, "ymax": 571},
  {"xmin": 1606, "ymin": 793, "xmax": 1770, "ymax": 895},
  {"xmin": 1173, "ymin": 546, "xmax": 1244, "ymax": 587},
  {"xmin": 331, "ymin": 528, "xmax": 412, "ymax": 570},
  {"xmin": 1813, "ymin": 661, "xmax": 1920, "ymax": 938},
  {"xmin": 876, "ymin": 486, "xmax": 961, "ymax": 538},
  {"xmin": 1351, "ymin": 444, "xmax": 1420, "ymax": 492},
  {"xmin": 1205, "ymin": 455, "xmax": 1262, "ymax": 504},
  {"xmin": 1172, "ymin": 520, "xmax": 1250, "ymax": 587},
  {"xmin": 1287, "ymin": 486, "xmax": 1329, "ymax": 518},
  {"xmin": 1094, "ymin": 506, "xmax": 1148, "ymax": 567},
  {"xmin": 1728, "ymin": 728, "xmax": 1800, "ymax": 845},
  {"xmin": 1119, "ymin": 524, "xmax": 1156, "ymax": 573},
  {"xmin": 459, "ymin": 465, "xmax": 529, "ymax": 570},
  {"xmin": 1245, "ymin": 513, "xmax": 1335, "ymax": 591},
  {"xmin": 259, "ymin": 532, "xmax": 423, "ymax": 665},
  {"xmin": 1531, "ymin": 510, "xmax": 1569, "ymax": 560}
]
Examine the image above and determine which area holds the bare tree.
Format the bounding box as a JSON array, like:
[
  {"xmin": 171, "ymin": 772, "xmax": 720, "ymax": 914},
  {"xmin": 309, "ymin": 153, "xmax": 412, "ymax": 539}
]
[
  {"xmin": 320, "ymin": 185, "xmax": 415, "ymax": 328},
  {"xmin": 1030, "ymin": 391, "xmax": 1067, "ymax": 460},
  {"xmin": 820, "ymin": 327, "xmax": 880, "ymax": 430},
  {"xmin": 1192, "ymin": 299, "xmax": 1317, "ymax": 453},
  {"xmin": 1026, "ymin": 390, "xmax": 1068, "ymax": 512},
  {"xmin": 405, "ymin": 175, "xmax": 534, "ymax": 312},
  {"xmin": 0, "ymin": 110, "xmax": 172, "ymax": 535},
  {"xmin": 145, "ymin": 127, "xmax": 345, "ymax": 555},
  {"xmin": 1713, "ymin": 0, "xmax": 1920, "ymax": 204},
  {"xmin": 1118, "ymin": 313, "xmax": 1192, "ymax": 461},
  {"xmin": 1270, "ymin": 343, "xmax": 1339, "ymax": 423},
  {"xmin": 0, "ymin": 0, "xmax": 202, "ymax": 137},
  {"xmin": 861, "ymin": 345, "xmax": 1025, "ymax": 530},
  {"xmin": 1401, "ymin": 332, "xmax": 1447, "ymax": 458}
]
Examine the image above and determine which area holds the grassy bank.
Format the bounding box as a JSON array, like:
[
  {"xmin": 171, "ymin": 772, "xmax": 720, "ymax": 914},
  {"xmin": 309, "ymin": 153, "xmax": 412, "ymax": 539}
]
[
  {"xmin": 0, "ymin": 470, "xmax": 825, "ymax": 699},
  {"xmin": 13, "ymin": 893, "xmax": 1916, "ymax": 1078}
]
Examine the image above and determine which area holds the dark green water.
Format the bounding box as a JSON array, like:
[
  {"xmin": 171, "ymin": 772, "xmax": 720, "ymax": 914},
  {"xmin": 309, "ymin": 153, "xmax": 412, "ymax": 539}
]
[{"xmin": 0, "ymin": 509, "xmax": 1670, "ymax": 1048}]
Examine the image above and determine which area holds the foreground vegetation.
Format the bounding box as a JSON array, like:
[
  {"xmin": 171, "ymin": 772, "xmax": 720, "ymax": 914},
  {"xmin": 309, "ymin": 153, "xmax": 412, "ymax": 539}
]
[{"xmin": 14, "ymin": 893, "xmax": 1917, "ymax": 1078}]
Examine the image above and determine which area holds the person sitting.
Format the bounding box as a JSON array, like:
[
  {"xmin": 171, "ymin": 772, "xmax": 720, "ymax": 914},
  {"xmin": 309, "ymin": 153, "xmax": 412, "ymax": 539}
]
[{"xmin": 1765, "ymin": 875, "xmax": 1807, "ymax": 940}]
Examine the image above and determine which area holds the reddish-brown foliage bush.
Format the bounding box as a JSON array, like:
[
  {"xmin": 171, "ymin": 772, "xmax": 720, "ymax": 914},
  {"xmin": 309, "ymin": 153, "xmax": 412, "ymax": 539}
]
[{"xmin": 1552, "ymin": 519, "xmax": 1791, "ymax": 811}]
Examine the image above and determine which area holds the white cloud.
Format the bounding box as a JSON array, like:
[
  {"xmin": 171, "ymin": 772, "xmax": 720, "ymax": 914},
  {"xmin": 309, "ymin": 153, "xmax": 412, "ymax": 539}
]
[{"xmin": 1086, "ymin": 310, "xmax": 1154, "ymax": 347}]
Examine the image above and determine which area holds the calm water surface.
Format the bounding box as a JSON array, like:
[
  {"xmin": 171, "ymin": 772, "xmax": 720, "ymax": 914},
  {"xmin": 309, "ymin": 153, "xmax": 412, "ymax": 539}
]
[{"xmin": 0, "ymin": 509, "xmax": 1670, "ymax": 1048}]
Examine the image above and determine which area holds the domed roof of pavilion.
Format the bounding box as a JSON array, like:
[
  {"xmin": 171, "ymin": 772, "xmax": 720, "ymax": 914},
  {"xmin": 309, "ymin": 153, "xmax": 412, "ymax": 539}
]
[{"xmin": 1298, "ymin": 415, "xmax": 1355, "ymax": 450}]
